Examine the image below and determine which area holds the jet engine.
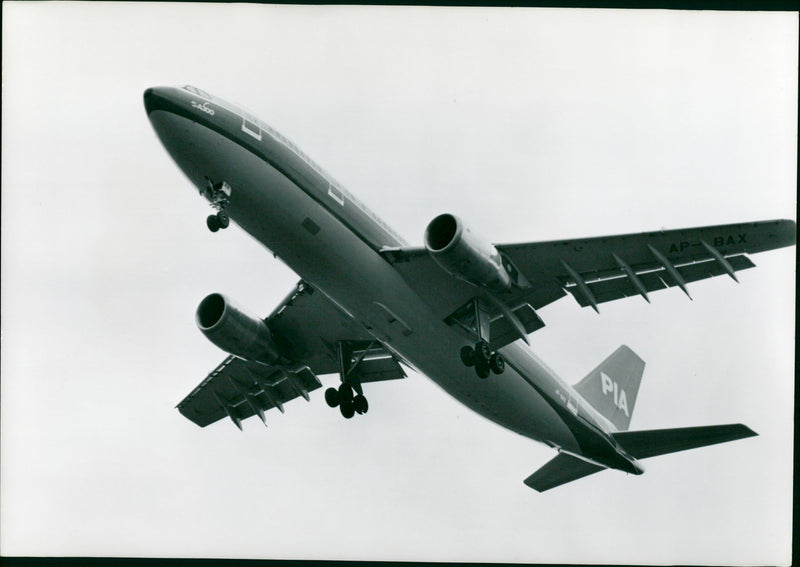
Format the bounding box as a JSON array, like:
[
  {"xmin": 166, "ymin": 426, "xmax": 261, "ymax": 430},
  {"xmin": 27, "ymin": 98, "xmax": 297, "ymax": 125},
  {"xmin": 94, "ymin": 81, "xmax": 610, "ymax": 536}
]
[
  {"xmin": 196, "ymin": 293, "xmax": 284, "ymax": 364},
  {"xmin": 424, "ymin": 213, "xmax": 512, "ymax": 291}
]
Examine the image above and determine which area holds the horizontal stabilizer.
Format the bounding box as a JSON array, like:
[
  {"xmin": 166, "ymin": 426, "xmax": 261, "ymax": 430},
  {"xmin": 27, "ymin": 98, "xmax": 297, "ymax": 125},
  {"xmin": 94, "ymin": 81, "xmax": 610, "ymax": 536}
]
[
  {"xmin": 524, "ymin": 453, "xmax": 606, "ymax": 492},
  {"xmin": 611, "ymin": 423, "xmax": 757, "ymax": 459}
]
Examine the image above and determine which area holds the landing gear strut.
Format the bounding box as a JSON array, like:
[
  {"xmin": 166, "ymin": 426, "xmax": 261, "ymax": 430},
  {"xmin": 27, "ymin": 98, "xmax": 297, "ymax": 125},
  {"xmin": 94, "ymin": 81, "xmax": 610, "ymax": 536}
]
[
  {"xmin": 453, "ymin": 298, "xmax": 507, "ymax": 379},
  {"xmin": 460, "ymin": 340, "xmax": 505, "ymax": 379}
]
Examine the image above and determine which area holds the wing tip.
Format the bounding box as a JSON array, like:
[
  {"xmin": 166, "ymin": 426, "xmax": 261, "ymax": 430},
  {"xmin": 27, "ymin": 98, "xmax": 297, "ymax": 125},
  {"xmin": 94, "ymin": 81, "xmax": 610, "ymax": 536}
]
[
  {"xmin": 522, "ymin": 476, "xmax": 548, "ymax": 493},
  {"xmin": 736, "ymin": 423, "xmax": 758, "ymax": 439},
  {"xmin": 769, "ymin": 218, "xmax": 796, "ymax": 246}
]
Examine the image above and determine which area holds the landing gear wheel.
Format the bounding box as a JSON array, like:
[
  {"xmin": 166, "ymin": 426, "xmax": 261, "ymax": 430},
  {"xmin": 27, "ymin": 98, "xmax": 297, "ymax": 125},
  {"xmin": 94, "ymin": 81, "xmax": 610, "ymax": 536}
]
[
  {"xmin": 338, "ymin": 383, "xmax": 354, "ymax": 403},
  {"xmin": 216, "ymin": 211, "xmax": 230, "ymax": 229},
  {"xmin": 340, "ymin": 401, "xmax": 355, "ymax": 419},
  {"xmin": 460, "ymin": 346, "xmax": 475, "ymax": 367},
  {"xmin": 206, "ymin": 214, "xmax": 220, "ymax": 232},
  {"xmin": 474, "ymin": 341, "xmax": 491, "ymax": 365},
  {"xmin": 353, "ymin": 395, "xmax": 369, "ymax": 415},
  {"xmin": 325, "ymin": 387, "xmax": 340, "ymax": 408},
  {"xmin": 475, "ymin": 362, "xmax": 491, "ymax": 379},
  {"xmin": 489, "ymin": 352, "xmax": 505, "ymax": 375}
]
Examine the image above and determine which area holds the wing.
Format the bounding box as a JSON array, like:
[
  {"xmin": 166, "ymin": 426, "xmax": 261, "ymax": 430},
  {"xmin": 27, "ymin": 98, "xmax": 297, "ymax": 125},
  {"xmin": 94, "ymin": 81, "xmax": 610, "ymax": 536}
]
[
  {"xmin": 177, "ymin": 356, "xmax": 321, "ymax": 428},
  {"xmin": 381, "ymin": 248, "xmax": 564, "ymax": 351},
  {"xmin": 177, "ymin": 281, "xmax": 405, "ymax": 429},
  {"xmin": 498, "ymin": 219, "xmax": 795, "ymax": 311},
  {"xmin": 383, "ymin": 219, "xmax": 795, "ymax": 345},
  {"xmin": 266, "ymin": 281, "xmax": 375, "ymax": 375}
]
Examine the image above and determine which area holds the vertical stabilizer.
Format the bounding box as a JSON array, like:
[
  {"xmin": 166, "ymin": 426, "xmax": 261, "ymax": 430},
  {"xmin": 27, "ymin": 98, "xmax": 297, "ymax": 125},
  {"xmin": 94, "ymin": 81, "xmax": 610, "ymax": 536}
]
[{"xmin": 574, "ymin": 345, "xmax": 644, "ymax": 431}]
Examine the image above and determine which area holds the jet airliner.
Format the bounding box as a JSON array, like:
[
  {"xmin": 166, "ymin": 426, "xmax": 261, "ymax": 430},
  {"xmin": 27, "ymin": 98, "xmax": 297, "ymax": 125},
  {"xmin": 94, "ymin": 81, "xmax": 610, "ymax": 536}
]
[{"xmin": 144, "ymin": 85, "xmax": 795, "ymax": 491}]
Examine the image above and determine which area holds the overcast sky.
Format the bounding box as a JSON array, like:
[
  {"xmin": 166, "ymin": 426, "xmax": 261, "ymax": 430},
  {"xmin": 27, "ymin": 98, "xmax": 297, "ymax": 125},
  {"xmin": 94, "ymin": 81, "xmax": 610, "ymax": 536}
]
[{"xmin": 1, "ymin": 3, "xmax": 796, "ymax": 564}]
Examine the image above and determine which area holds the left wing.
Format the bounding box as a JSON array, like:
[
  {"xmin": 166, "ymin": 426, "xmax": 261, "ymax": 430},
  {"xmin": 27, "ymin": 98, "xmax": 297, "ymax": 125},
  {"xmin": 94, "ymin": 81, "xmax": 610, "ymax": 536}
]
[
  {"xmin": 178, "ymin": 281, "xmax": 405, "ymax": 429},
  {"xmin": 383, "ymin": 219, "xmax": 795, "ymax": 343},
  {"xmin": 498, "ymin": 219, "xmax": 795, "ymax": 311}
]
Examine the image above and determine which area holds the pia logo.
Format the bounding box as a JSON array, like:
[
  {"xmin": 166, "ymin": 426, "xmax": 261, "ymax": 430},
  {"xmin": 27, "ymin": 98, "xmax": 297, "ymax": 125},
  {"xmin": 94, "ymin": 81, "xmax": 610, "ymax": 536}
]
[{"xmin": 600, "ymin": 372, "xmax": 629, "ymax": 417}]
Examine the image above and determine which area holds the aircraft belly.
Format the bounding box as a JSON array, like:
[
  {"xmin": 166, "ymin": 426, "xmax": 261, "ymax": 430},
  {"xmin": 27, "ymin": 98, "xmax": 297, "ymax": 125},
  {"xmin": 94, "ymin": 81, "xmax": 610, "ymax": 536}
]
[{"xmin": 163, "ymin": 113, "xmax": 580, "ymax": 452}]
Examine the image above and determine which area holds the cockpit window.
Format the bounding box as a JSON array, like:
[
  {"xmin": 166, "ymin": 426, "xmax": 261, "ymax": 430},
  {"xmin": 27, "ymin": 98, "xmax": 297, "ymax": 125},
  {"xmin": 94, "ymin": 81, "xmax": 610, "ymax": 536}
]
[{"xmin": 183, "ymin": 85, "xmax": 211, "ymax": 99}]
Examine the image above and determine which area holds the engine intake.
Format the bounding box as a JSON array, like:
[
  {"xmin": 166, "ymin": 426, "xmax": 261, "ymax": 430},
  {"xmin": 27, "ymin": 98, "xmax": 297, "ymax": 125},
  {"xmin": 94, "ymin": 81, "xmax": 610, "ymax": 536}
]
[
  {"xmin": 424, "ymin": 213, "xmax": 512, "ymax": 291},
  {"xmin": 196, "ymin": 293, "xmax": 283, "ymax": 364}
]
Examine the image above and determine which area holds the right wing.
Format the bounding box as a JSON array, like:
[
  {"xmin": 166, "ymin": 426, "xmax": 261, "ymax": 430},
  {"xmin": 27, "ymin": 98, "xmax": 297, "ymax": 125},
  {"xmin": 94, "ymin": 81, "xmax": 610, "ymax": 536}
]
[
  {"xmin": 177, "ymin": 281, "xmax": 405, "ymax": 429},
  {"xmin": 177, "ymin": 356, "xmax": 321, "ymax": 428}
]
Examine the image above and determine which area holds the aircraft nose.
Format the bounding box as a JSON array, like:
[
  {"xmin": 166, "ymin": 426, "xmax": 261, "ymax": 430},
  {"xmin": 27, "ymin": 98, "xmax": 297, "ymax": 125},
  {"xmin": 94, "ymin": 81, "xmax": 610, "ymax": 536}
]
[
  {"xmin": 143, "ymin": 87, "xmax": 155, "ymax": 111},
  {"xmin": 143, "ymin": 86, "xmax": 169, "ymax": 115}
]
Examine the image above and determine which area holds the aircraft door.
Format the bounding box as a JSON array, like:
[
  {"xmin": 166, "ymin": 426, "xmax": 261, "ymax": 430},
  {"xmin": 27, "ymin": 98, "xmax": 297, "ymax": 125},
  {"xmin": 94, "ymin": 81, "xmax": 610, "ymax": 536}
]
[
  {"xmin": 241, "ymin": 108, "xmax": 262, "ymax": 141},
  {"xmin": 567, "ymin": 392, "xmax": 580, "ymax": 417}
]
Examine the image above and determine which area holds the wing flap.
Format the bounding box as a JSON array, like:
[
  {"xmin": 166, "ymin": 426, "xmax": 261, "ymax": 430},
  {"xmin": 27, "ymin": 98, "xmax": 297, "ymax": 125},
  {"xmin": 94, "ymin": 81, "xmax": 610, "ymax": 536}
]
[
  {"xmin": 524, "ymin": 453, "xmax": 606, "ymax": 492},
  {"xmin": 565, "ymin": 254, "xmax": 756, "ymax": 307},
  {"xmin": 500, "ymin": 219, "xmax": 794, "ymax": 278},
  {"xmin": 611, "ymin": 424, "xmax": 757, "ymax": 459},
  {"xmin": 177, "ymin": 355, "xmax": 322, "ymax": 428}
]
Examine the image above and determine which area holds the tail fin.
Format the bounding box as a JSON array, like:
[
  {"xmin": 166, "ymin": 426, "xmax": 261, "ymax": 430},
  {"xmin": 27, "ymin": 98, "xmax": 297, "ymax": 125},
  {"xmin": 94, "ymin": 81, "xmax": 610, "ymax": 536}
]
[
  {"xmin": 574, "ymin": 345, "xmax": 644, "ymax": 431},
  {"xmin": 611, "ymin": 424, "xmax": 757, "ymax": 459}
]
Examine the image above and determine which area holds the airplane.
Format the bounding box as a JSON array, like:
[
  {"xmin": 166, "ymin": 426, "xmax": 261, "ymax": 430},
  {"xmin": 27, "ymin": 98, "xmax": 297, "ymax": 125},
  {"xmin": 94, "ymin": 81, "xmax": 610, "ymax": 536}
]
[{"xmin": 144, "ymin": 85, "xmax": 796, "ymax": 492}]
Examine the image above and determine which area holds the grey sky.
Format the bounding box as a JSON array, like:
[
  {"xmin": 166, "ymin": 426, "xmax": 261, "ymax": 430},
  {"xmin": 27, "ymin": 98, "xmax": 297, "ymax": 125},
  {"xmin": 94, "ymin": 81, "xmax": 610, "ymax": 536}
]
[{"xmin": 1, "ymin": 3, "xmax": 796, "ymax": 563}]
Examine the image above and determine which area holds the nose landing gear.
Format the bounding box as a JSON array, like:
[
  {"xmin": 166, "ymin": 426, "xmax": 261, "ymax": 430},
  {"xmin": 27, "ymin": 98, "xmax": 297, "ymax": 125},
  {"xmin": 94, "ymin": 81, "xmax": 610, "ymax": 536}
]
[
  {"xmin": 203, "ymin": 178, "xmax": 232, "ymax": 232},
  {"xmin": 206, "ymin": 211, "xmax": 230, "ymax": 232},
  {"xmin": 460, "ymin": 341, "xmax": 505, "ymax": 379}
]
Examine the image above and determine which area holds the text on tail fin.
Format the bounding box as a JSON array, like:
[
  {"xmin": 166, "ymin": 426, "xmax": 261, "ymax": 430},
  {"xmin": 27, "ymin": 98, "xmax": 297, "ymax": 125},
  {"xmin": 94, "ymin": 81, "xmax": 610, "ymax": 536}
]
[{"xmin": 574, "ymin": 345, "xmax": 645, "ymax": 431}]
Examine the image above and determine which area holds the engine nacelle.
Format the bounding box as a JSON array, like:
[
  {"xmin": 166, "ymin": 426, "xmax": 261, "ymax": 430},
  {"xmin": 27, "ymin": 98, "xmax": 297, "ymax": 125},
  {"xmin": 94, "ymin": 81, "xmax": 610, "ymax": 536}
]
[
  {"xmin": 196, "ymin": 293, "xmax": 284, "ymax": 364},
  {"xmin": 424, "ymin": 213, "xmax": 512, "ymax": 291}
]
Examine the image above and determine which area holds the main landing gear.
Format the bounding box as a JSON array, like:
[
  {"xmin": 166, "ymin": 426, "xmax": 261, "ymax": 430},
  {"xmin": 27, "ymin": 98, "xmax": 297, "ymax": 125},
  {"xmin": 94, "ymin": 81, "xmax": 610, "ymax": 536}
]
[
  {"xmin": 324, "ymin": 340, "xmax": 380, "ymax": 420},
  {"xmin": 450, "ymin": 299, "xmax": 506, "ymax": 379},
  {"xmin": 460, "ymin": 340, "xmax": 505, "ymax": 379},
  {"xmin": 324, "ymin": 383, "xmax": 369, "ymax": 419}
]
